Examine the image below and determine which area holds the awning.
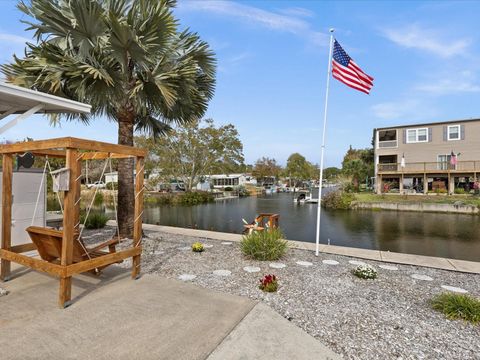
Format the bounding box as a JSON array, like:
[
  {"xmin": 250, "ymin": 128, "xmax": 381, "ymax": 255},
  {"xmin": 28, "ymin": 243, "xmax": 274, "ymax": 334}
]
[{"xmin": 0, "ymin": 82, "xmax": 91, "ymax": 134}]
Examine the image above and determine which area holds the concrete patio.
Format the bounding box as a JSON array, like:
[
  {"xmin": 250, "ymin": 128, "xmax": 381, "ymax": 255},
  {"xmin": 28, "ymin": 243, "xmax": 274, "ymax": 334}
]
[{"xmin": 0, "ymin": 265, "xmax": 340, "ymax": 360}]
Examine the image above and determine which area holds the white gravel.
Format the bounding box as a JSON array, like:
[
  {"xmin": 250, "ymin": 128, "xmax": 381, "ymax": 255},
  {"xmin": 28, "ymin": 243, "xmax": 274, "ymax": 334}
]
[{"xmin": 87, "ymin": 227, "xmax": 480, "ymax": 359}]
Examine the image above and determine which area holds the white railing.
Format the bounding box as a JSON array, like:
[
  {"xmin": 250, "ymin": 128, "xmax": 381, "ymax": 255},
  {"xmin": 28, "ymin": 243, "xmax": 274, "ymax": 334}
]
[{"xmin": 378, "ymin": 140, "xmax": 397, "ymax": 148}]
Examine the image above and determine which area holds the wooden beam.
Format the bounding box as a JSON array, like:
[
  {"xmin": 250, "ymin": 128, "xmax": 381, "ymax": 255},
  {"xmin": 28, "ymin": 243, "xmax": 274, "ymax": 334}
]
[
  {"xmin": 0, "ymin": 250, "xmax": 64, "ymax": 277},
  {"xmin": 0, "ymin": 138, "xmax": 71, "ymax": 154},
  {"xmin": 132, "ymin": 156, "xmax": 144, "ymax": 279},
  {"xmin": 1, "ymin": 154, "xmax": 13, "ymax": 281},
  {"xmin": 67, "ymin": 138, "xmax": 147, "ymax": 157},
  {"xmin": 31, "ymin": 149, "xmax": 66, "ymax": 158},
  {"xmin": 80, "ymin": 152, "xmax": 134, "ymax": 160},
  {"xmin": 11, "ymin": 243, "xmax": 37, "ymax": 253},
  {"xmin": 58, "ymin": 148, "xmax": 79, "ymax": 307},
  {"xmin": 65, "ymin": 247, "xmax": 141, "ymax": 277},
  {"xmin": 0, "ymin": 137, "xmax": 146, "ymax": 158}
]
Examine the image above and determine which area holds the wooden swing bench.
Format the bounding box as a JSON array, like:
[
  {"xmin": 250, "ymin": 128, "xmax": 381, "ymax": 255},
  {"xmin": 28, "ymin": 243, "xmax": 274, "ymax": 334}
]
[
  {"xmin": 26, "ymin": 226, "xmax": 121, "ymax": 272},
  {"xmin": 0, "ymin": 137, "xmax": 146, "ymax": 308}
]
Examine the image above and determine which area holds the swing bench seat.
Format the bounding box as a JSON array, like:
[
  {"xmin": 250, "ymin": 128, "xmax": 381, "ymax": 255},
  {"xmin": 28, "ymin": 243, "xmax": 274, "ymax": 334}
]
[{"xmin": 26, "ymin": 226, "xmax": 122, "ymax": 271}]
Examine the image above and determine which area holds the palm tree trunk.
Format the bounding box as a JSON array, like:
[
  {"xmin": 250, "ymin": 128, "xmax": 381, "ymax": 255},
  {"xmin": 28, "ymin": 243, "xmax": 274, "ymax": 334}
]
[{"xmin": 117, "ymin": 110, "xmax": 135, "ymax": 238}]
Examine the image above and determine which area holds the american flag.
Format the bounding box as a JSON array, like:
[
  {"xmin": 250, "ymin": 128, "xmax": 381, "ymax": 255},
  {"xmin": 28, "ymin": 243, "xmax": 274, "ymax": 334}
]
[
  {"xmin": 332, "ymin": 39, "xmax": 374, "ymax": 94},
  {"xmin": 450, "ymin": 151, "xmax": 457, "ymax": 166}
]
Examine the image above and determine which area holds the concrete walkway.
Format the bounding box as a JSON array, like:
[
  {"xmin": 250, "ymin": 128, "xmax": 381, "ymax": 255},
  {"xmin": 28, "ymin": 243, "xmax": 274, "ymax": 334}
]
[
  {"xmin": 136, "ymin": 222, "xmax": 480, "ymax": 274},
  {"xmin": 0, "ymin": 266, "xmax": 340, "ymax": 360}
]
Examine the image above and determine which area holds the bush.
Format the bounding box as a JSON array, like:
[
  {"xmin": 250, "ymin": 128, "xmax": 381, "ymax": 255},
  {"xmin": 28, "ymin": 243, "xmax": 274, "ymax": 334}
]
[
  {"xmin": 236, "ymin": 185, "xmax": 250, "ymax": 197},
  {"xmin": 81, "ymin": 212, "xmax": 109, "ymax": 229},
  {"xmin": 93, "ymin": 191, "xmax": 104, "ymax": 206},
  {"xmin": 259, "ymin": 274, "xmax": 278, "ymax": 292},
  {"xmin": 224, "ymin": 186, "xmax": 234, "ymax": 191},
  {"xmin": 106, "ymin": 182, "xmax": 118, "ymax": 190},
  {"xmin": 431, "ymin": 293, "xmax": 480, "ymax": 324},
  {"xmin": 322, "ymin": 190, "xmax": 355, "ymax": 209},
  {"xmin": 454, "ymin": 188, "xmax": 466, "ymax": 194},
  {"xmin": 191, "ymin": 242, "xmax": 204, "ymax": 252},
  {"xmin": 177, "ymin": 191, "xmax": 214, "ymax": 205},
  {"xmin": 241, "ymin": 228, "xmax": 288, "ymax": 261},
  {"xmin": 352, "ymin": 264, "xmax": 378, "ymax": 279}
]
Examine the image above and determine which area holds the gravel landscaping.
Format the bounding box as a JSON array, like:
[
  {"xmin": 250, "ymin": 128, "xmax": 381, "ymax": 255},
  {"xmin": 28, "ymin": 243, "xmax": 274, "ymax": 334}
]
[{"xmin": 85, "ymin": 226, "xmax": 480, "ymax": 360}]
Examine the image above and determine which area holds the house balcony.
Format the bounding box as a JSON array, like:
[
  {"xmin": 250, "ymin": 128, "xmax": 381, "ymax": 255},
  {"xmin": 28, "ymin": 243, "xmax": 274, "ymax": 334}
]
[
  {"xmin": 378, "ymin": 140, "xmax": 398, "ymax": 148},
  {"xmin": 377, "ymin": 161, "xmax": 480, "ymax": 174}
]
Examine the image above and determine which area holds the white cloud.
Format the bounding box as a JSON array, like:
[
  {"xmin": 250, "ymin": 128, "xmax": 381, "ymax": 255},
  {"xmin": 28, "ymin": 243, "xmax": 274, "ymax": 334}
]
[
  {"xmin": 277, "ymin": 7, "xmax": 315, "ymax": 18},
  {"xmin": 414, "ymin": 71, "xmax": 480, "ymax": 95},
  {"xmin": 178, "ymin": 0, "xmax": 328, "ymax": 47},
  {"xmin": 371, "ymin": 99, "xmax": 439, "ymax": 121},
  {"xmin": 0, "ymin": 33, "xmax": 30, "ymax": 44},
  {"xmin": 382, "ymin": 24, "xmax": 470, "ymax": 58}
]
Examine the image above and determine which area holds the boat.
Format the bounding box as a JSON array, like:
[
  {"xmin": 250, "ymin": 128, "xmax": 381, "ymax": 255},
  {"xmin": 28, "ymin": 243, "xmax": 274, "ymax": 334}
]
[{"xmin": 294, "ymin": 191, "xmax": 318, "ymax": 204}]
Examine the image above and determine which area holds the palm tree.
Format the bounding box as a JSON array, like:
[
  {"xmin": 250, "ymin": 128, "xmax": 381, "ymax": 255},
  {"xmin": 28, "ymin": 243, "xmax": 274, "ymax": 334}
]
[{"xmin": 2, "ymin": 0, "xmax": 216, "ymax": 237}]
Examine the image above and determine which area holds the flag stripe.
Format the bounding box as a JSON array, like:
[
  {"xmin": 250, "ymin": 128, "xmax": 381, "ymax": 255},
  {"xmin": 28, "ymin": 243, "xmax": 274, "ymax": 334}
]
[
  {"xmin": 350, "ymin": 61, "xmax": 374, "ymax": 82},
  {"xmin": 332, "ymin": 70, "xmax": 370, "ymax": 94},
  {"xmin": 331, "ymin": 68, "xmax": 372, "ymax": 91},
  {"xmin": 332, "ymin": 62, "xmax": 373, "ymax": 89}
]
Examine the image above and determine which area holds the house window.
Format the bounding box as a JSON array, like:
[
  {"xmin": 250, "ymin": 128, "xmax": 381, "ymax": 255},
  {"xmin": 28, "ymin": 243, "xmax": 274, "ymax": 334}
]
[
  {"xmin": 448, "ymin": 125, "xmax": 460, "ymax": 140},
  {"xmin": 437, "ymin": 154, "xmax": 455, "ymax": 170},
  {"xmin": 406, "ymin": 128, "xmax": 428, "ymax": 143}
]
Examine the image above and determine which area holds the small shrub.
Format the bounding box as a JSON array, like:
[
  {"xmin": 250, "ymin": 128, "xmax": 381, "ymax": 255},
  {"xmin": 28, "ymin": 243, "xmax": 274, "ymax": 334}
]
[
  {"xmin": 241, "ymin": 228, "xmax": 288, "ymax": 261},
  {"xmin": 224, "ymin": 186, "xmax": 234, "ymax": 191},
  {"xmin": 322, "ymin": 190, "xmax": 355, "ymax": 209},
  {"xmin": 352, "ymin": 264, "xmax": 378, "ymax": 279},
  {"xmin": 93, "ymin": 191, "xmax": 104, "ymax": 206},
  {"xmin": 177, "ymin": 191, "xmax": 214, "ymax": 205},
  {"xmin": 236, "ymin": 185, "xmax": 250, "ymax": 197},
  {"xmin": 259, "ymin": 274, "xmax": 278, "ymax": 292},
  {"xmin": 454, "ymin": 188, "xmax": 466, "ymax": 194},
  {"xmin": 106, "ymin": 182, "xmax": 118, "ymax": 190},
  {"xmin": 81, "ymin": 212, "xmax": 109, "ymax": 229},
  {"xmin": 431, "ymin": 292, "xmax": 480, "ymax": 324},
  {"xmin": 191, "ymin": 242, "xmax": 204, "ymax": 252}
]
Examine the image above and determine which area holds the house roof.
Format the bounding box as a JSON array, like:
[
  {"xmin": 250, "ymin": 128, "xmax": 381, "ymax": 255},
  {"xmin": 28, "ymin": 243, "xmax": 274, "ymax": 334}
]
[
  {"xmin": 0, "ymin": 82, "xmax": 91, "ymax": 115},
  {"xmin": 374, "ymin": 117, "xmax": 480, "ymax": 131}
]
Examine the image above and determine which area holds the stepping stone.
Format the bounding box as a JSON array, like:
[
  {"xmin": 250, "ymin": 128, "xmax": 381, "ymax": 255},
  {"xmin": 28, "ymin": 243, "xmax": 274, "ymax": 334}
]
[
  {"xmin": 296, "ymin": 261, "xmax": 313, "ymax": 267},
  {"xmin": 441, "ymin": 285, "xmax": 468, "ymax": 293},
  {"xmin": 323, "ymin": 260, "xmax": 339, "ymax": 265},
  {"xmin": 178, "ymin": 274, "xmax": 196, "ymax": 281},
  {"xmin": 213, "ymin": 270, "xmax": 231, "ymax": 276},
  {"xmin": 348, "ymin": 260, "xmax": 365, "ymax": 266},
  {"xmin": 243, "ymin": 266, "xmax": 261, "ymax": 273},
  {"xmin": 410, "ymin": 274, "xmax": 433, "ymax": 281},
  {"xmin": 221, "ymin": 242, "xmax": 233, "ymax": 245},
  {"xmin": 269, "ymin": 262, "xmax": 286, "ymax": 269},
  {"xmin": 203, "ymin": 244, "xmax": 213, "ymax": 248},
  {"xmin": 379, "ymin": 264, "xmax": 398, "ymax": 271},
  {"xmin": 177, "ymin": 246, "xmax": 191, "ymax": 251}
]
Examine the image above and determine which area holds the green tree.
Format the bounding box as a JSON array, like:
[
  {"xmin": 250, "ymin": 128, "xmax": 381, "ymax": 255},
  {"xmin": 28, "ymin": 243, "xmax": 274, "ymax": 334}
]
[
  {"xmin": 2, "ymin": 0, "xmax": 216, "ymax": 236},
  {"xmin": 252, "ymin": 157, "xmax": 282, "ymax": 183},
  {"xmin": 135, "ymin": 119, "xmax": 244, "ymax": 191},
  {"xmin": 285, "ymin": 153, "xmax": 314, "ymax": 186},
  {"xmin": 323, "ymin": 167, "xmax": 341, "ymax": 181}
]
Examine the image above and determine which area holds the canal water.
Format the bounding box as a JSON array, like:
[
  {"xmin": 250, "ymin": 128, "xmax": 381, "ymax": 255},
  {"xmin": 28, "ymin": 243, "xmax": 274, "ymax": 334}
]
[{"xmin": 110, "ymin": 192, "xmax": 480, "ymax": 262}]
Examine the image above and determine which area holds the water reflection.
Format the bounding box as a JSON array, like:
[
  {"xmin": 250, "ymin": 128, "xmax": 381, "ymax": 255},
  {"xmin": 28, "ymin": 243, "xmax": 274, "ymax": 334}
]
[{"xmin": 105, "ymin": 193, "xmax": 480, "ymax": 261}]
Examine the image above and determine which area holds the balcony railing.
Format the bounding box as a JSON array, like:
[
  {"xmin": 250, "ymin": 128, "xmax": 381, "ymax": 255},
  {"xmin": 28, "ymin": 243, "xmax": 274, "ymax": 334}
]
[
  {"xmin": 377, "ymin": 161, "xmax": 480, "ymax": 173},
  {"xmin": 378, "ymin": 140, "xmax": 398, "ymax": 148}
]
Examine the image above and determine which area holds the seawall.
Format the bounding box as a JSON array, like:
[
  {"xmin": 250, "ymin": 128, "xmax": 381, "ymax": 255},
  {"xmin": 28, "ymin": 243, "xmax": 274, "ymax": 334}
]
[{"xmin": 351, "ymin": 201, "xmax": 479, "ymax": 214}]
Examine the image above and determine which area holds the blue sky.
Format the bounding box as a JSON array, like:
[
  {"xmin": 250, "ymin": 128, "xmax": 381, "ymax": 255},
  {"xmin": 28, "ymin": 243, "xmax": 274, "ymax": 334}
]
[{"xmin": 1, "ymin": 1, "xmax": 479, "ymax": 167}]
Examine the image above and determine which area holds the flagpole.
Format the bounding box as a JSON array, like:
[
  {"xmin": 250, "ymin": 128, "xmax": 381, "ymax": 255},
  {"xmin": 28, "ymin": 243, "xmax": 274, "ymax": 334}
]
[{"xmin": 315, "ymin": 28, "xmax": 335, "ymax": 256}]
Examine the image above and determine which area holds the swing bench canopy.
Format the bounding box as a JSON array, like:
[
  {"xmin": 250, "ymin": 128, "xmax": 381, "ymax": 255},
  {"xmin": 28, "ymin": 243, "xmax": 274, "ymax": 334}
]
[{"xmin": 0, "ymin": 137, "xmax": 146, "ymax": 308}]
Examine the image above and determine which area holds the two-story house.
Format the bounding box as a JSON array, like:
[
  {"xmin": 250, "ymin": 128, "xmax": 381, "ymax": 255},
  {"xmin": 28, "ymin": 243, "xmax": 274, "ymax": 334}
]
[{"xmin": 374, "ymin": 118, "xmax": 480, "ymax": 195}]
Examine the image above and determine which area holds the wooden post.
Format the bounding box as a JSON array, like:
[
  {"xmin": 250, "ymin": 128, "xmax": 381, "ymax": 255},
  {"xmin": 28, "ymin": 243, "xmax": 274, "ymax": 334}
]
[
  {"xmin": 59, "ymin": 148, "xmax": 79, "ymax": 307},
  {"xmin": 1, "ymin": 154, "xmax": 13, "ymax": 281},
  {"xmin": 132, "ymin": 156, "xmax": 144, "ymax": 279}
]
